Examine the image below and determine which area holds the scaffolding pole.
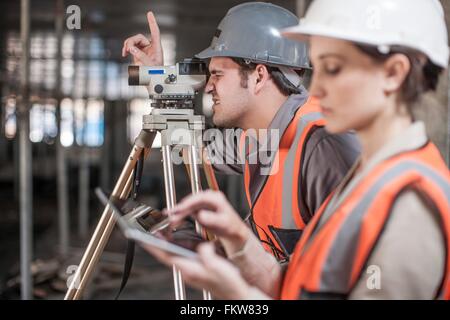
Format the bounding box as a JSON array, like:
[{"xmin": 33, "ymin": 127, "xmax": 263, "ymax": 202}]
[
  {"xmin": 55, "ymin": 0, "xmax": 70, "ymax": 256},
  {"xmin": 77, "ymin": 53, "xmax": 90, "ymax": 239},
  {"xmin": 78, "ymin": 100, "xmax": 90, "ymax": 238},
  {"xmin": 19, "ymin": 0, "xmax": 33, "ymax": 300}
]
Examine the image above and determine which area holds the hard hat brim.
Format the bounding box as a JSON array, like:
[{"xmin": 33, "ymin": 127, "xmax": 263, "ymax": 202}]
[
  {"xmin": 281, "ymin": 24, "xmax": 370, "ymax": 43},
  {"xmin": 281, "ymin": 25, "xmax": 382, "ymax": 49},
  {"xmin": 195, "ymin": 47, "xmax": 312, "ymax": 70},
  {"xmin": 195, "ymin": 47, "xmax": 243, "ymax": 60},
  {"xmin": 281, "ymin": 25, "xmax": 311, "ymax": 42},
  {"xmin": 281, "ymin": 24, "xmax": 450, "ymax": 68}
]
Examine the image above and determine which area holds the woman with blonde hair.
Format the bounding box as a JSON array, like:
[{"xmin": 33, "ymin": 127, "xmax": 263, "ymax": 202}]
[{"xmin": 143, "ymin": 0, "xmax": 450, "ymax": 299}]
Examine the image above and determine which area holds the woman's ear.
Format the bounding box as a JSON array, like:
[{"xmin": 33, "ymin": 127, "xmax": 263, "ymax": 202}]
[
  {"xmin": 254, "ymin": 64, "xmax": 270, "ymax": 94},
  {"xmin": 382, "ymin": 54, "xmax": 411, "ymax": 94}
]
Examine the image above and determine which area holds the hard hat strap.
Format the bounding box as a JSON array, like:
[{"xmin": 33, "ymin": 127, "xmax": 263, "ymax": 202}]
[{"xmin": 278, "ymin": 66, "xmax": 301, "ymax": 87}]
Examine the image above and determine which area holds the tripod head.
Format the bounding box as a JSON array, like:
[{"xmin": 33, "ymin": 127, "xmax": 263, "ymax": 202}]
[{"xmin": 128, "ymin": 58, "xmax": 207, "ymax": 109}]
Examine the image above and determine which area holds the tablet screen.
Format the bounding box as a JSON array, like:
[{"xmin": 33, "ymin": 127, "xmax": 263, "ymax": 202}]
[{"xmin": 95, "ymin": 187, "xmax": 200, "ymax": 259}]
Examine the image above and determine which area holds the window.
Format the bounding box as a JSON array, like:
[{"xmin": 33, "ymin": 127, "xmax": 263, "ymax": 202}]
[
  {"xmin": 4, "ymin": 97, "xmax": 17, "ymax": 139},
  {"xmin": 60, "ymin": 98, "xmax": 74, "ymax": 147},
  {"xmin": 29, "ymin": 101, "xmax": 58, "ymax": 144},
  {"xmin": 74, "ymin": 99, "xmax": 104, "ymax": 147}
]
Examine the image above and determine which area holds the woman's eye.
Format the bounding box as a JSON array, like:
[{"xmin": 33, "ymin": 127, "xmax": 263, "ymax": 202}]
[{"xmin": 324, "ymin": 66, "xmax": 341, "ymax": 75}]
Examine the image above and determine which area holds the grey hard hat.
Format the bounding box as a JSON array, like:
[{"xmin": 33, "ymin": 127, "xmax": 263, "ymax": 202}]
[{"xmin": 195, "ymin": 2, "xmax": 310, "ymax": 70}]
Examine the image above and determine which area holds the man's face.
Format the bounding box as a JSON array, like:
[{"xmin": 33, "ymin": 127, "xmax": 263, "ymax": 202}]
[{"xmin": 205, "ymin": 57, "xmax": 252, "ymax": 128}]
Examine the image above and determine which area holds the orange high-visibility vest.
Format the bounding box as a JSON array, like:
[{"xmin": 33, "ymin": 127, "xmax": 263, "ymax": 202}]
[
  {"xmin": 240, "ymin": 97, "xmax": 326, "ymax": 259},
  {"xmin": 281, "ymin": 142, "xmax": 450, "ymax": 299}
]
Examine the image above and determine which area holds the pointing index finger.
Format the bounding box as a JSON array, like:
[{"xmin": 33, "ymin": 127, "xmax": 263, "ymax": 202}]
[{"xmin": 147, "ymin": 11, "xmax": 161, "ymax": 43}]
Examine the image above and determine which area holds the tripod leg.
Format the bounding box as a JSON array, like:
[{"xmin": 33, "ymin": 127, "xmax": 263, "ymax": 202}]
[
  {"xmin": 183, "ymin": 147, "xmax": 218, "ymax": 242},
  {"xmin": 185, "ymin": 146, "xmax": 212, "ymax": 300},
  {"xmin": 198, "ymin": 147, "xmax": 219, "ymax": 243},
  {"xmin": 186, "ymin": 146, "xmax": 205, "ymax": 236},
  {"xmin": 65, "ymin": 131, "xmax": 155, "ymax": 300},
  {"xmin": 201, "ymin": 147, "xmax": 219, "ymax": 191},
  {"xmin": 162, "ymin": 145, "xmax": 187, "ymax": 300}
]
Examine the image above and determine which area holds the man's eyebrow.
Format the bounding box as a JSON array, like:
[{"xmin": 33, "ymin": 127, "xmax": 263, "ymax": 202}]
[{"xmin": 209, "ymin": 69, "xmax": 223, "ymax": 75}]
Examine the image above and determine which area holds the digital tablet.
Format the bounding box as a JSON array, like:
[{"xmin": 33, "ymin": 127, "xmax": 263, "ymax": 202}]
[{"xmin": 95, "ymin": 187, "xmax": 199, "ymax": 260}]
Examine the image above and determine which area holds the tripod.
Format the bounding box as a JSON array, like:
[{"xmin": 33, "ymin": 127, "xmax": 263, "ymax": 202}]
[{"xmin": 65, "ymin": 106, "xmax": 218, "ymax": 300}]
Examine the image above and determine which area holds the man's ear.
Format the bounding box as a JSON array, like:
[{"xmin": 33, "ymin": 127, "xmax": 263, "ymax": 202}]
[
  {"xmin": 382, "ymin": 53, "xmax": 411, "ymax": 94},
  {"xmin": 254, "ymin": 64, "xmax": 270, "ymax": 93}
]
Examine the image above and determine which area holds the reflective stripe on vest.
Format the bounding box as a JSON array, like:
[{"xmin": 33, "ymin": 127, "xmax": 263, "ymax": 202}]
[
  {"xmin": 282, "ymin": 112, "xmax": 323, "ymax": 229},
  {"xmin": 239, "ymin": 97, "xmax": 326, "ymax": 256},
  {"xmin": 281, "ymin": 143, "xmax": 450, "ymax": 299}
]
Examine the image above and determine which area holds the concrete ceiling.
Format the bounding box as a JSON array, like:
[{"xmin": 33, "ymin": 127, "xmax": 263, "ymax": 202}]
[
  {"xmin": 0, "ymin": 0, "xmax": 303, "ymax": 61},
  {"xmin": 0, "ymin": 0, "xmax": 299, "ymax": 35}
]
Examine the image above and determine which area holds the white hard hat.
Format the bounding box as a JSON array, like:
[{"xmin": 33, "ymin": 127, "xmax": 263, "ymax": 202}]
[{"xmin": 282, "ymin": 0, "xmax": 449, "ymax": 68}]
